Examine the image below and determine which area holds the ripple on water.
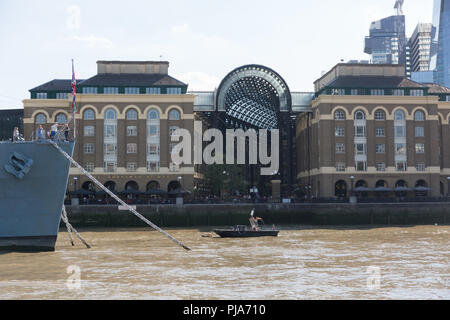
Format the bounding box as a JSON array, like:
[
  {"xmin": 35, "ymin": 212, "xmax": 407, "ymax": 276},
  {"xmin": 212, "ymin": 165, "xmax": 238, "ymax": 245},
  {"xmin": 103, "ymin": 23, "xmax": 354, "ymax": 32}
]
[{"xmin": 0, "ymin": 226, "xmax": 448, "ymax": 299}]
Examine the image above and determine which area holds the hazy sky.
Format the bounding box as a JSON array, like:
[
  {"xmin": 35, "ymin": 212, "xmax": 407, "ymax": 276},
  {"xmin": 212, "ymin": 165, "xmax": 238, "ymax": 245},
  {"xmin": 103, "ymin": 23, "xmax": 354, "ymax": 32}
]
[{"xmin": 0, "ymin": 0, "xmax": 434, "ymax": 109}]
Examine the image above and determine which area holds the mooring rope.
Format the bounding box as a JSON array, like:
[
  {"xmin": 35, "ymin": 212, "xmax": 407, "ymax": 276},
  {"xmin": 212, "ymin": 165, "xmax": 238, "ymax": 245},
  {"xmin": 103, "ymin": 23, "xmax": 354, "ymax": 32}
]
[
  {"xmin": 61, "ymin": 206, "xmax": 75, "ymax": 246},
  {"xmin": 61, "ymin": 206, "xmax": 91, "ymax": 249},
  {"xmin": 49, "ymin": 140, "xmax": 191, "ymax": 251}
]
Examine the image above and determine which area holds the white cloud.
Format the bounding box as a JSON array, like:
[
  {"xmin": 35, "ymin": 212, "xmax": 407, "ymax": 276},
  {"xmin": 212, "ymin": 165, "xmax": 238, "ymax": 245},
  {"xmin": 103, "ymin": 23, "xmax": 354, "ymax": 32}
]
[
  {"xmin": 72, "ymin": 35, "xmax": 113, "ymax": 48},
  {"xmin": 175, "ymin": 72, "xmax": 222, "ymax": 91}
]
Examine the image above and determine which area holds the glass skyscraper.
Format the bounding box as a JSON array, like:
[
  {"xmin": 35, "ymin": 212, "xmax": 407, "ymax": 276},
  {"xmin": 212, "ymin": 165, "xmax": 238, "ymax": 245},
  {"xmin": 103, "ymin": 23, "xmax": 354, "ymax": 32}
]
[
  {"xmin": 432, "ymin": 0, "xmax": 450, "ymax": 87},
  {"xmin": 364, "ymin": 15, "xmax": 407, "ymax": 66}
]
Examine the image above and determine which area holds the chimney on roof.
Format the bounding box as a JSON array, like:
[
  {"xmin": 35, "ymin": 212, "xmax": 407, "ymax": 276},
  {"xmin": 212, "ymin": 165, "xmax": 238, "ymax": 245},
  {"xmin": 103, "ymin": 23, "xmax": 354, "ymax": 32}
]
[{"xmin": 96, "ymin": 61, "xmax": 169, "ymax": 75}]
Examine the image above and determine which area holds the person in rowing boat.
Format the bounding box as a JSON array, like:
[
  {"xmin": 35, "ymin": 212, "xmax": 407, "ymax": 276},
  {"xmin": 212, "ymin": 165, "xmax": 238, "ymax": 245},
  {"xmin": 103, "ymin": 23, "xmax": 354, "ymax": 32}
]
[{"xmin": 249, "ymin": 209, "xmax": 264, "ymax": 231}]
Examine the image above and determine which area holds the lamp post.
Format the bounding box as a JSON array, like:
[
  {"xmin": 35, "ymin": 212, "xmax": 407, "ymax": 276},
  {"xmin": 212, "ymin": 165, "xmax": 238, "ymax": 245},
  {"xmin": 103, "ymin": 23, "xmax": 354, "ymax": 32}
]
[
  {"xmin": 73, "ymin": 176, "xmax": 78, "ymax": 192},
  {"xmin": 350, "ymin": 176, "xmax": 355, "ymax": 197},
  {"xmin": 349, "ymin": 176, "xmax": 357, "ymax": 204}
]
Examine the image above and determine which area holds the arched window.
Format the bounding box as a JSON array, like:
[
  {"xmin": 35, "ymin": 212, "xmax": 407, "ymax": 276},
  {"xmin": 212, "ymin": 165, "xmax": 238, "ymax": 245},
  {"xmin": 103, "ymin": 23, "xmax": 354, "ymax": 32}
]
[
  {"xmin": 104, "ymin": 181, "xmax": 116, "ymax": 191},
  {"xmin": 355, "ymin": 180, "xmax": 368, "ymax": 188},
  {"xmin": 168, "ymin": 109, "xmax": 181, "ymax": 120},
  {"xmin": 125, "ymin": 181, "xmax": 139, "ymax": 191},
  {"xmin": 82, "ymin": 181, "xmax": 95, "ymax": 192},
  {"xmin": 354, "ymin": 110, "xmax": 366, "ymax": 120},
  {"xmin": 105, "ymin": 108, "xmax": 117, "ymax": 120},
  {"xmin": 414, "ymin": 110, "xmax": 425, "ymax": 121},
  {"xmin": 415, "ymin": 180, "xmax": 429, "ymax": 197},
  {"xmin": 394, "ymin": 110, "xmax": 406, "ymax": 121},
  {"xmin": 395, "ymin": 180, "xmax": 408, "ymax": 188},
  {"xmin": 83, "ymin": 109, "xmax": 95, "ymax": 120},
  {"xmin": 374, "ymin": 110, "xmax": 386, "ymax": 121},
  {"xmin": 168, "ymin": 180, "xmax": 181, "ymax": 192},
  {"xmin": 35, "ymin": 113, "xmax": 47, "ymax": 124},
  {"xmin": 147, "ymin": 109, "xmax": 160, "ymax": 120},
  {"xmin": 146, "ymin": 181, "xmax": 160, "ymax": 191},
  {"xmin": 55, "ymin": 113, "xmax": 67, "ymax": 124},
  {"xmin": 375, "ymin": 180, "xmax": 388, "ymax": 188},
  {"xmin": 126, "ymin": 109, "xmax": 138, "ymax": 120},
  {"xmin": 335, "ymin": 180, "xmax": 347, "ymax": 198},
  {"xmin": 334, "ymin": 110, "xmax": 346, "ymax": 120}
]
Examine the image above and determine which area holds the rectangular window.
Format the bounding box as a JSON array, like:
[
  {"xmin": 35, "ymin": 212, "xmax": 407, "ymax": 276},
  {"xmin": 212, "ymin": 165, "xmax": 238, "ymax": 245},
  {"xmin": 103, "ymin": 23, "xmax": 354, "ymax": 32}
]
[
  {"xmin": 335, "ymin": 163, "xmax": 346, "ymax": 172},
  {"xmin": 104, "ymin": 143, "xmax": 117, "ymax": 156},
  {"xmin": 395, "ymin": 143, "xmax": 407, "ymax": 155},
  {"xmin": 355, "ymin": 161, "xmax": 367, "ymax": 172},
  {"xmin": 376, "ymin": 144, "xmax": 385, "ymax": 154},
  {"xmin": 147, "ymin": 161, "xmax": 160, "ymax": 172},
  {"xmin": 166, "ymin": 87, "xmax": 182, "ymax": 94},
  {"xmin": 85, "ymin": 162, "xmax": 95, "ymax": 172},
  {"xmin": 82, "ymin": 87, "xmax": 98, "ymax": 94},
  {"xmin": 147, "ymin": 144, "xmax": 160, "ymax": 155},
  {"xmin": 376, "ymin": 162, "xmax": 386, "ymax": 171},
  {"xmin": 410, "ymin": 89, "xmax": 424, "ymax": 96},
  {"xmin": 104, "ymin": 87, "xmax": 119, "ymax": 94},
  {"xmin": 147, "ymin": 125, "xmax": 160, "ymax": 137},
  {"xmin": 56, "ymin": 92, "xmax": 68, "ymax": 99},
  {"xmin": 84, "ymin": 126, "xmax": 95, "ymax": 136},
  {"xmin": 36, "ymin": 92, "xmax": 47, "ymax": 99},
  {"xmin": 415, "ymin": 143, "xmax": 425, "ymax": 153},
  {"xmin": 350, "ymin": 89, "xmax": 358, "ymax": 96},
  {"xmin": 104, "ymin": 161, "xmax": 117, "ymax": 172},
  {"xmin": 124, "ymin": 87, "xmax": 140, "ymax": 94},
  {"xmin": 354, "ymin": 126, "xmax": 366, "ymax": 137},
  {"xmin": 392, "ymin": 89, "xmax": 405, "ymax": 96},
  {"xmin": 336, "ymin": 143, "xmax": 345, "ymax": 154},
  {"xmin": 375, "ymin": 127, "xmax": 385, "ymax": 137},
  {"xmin": 415, "ymin": 126, "xmax": 425, "ymax": 137},
  {"xmin": 146, "ymin": 87, "xmax": 161, "ymax": 94},
  {"xmin": 127, "ymin": 143, "xmax": 137, "ymax": 154},
  {"xmin": 394, "ymin": 126, "xmax": 406, "ymax": 137},
  {"xmin": 127, "ymin": 126, "xmax": 137, "ymax": 136},
  {"xmin": 84, "ymin": 143, "xmax": 94, "ymax": 154},
  {"xmin": 370, "ymin": 89, "xmax": 385, "ymax": 96},
  {"xmin": 396, "ymin": 161, "xmax": 407, "ymax": 171},
  {"xmin": 332, "ymin": 89, "xmax": 345, "ymax": 95},
  {"xmin": 126, "ymin": 162, "xmax": 137, "ymax": 172},
  {"xmin": 335, "ymin": 127, "xmax": 345, "ymax": 137},
  {"xmin": 104, "ymin": 125, "xmax": 117, "ymax": 138},
  {"xmin": 416, "ymin": 162, "xmax": 426, "ymax": 171},
  {"xmin": 355, "ymin": 143, "xmax": 366, "ymax": 155}
]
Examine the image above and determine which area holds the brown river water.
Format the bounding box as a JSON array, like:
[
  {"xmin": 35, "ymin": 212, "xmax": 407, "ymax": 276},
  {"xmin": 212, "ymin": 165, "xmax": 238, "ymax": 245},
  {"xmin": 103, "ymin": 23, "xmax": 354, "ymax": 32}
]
[{"xmin": 0, "ymin": 225, "xmax": 449, "ymax": 300}]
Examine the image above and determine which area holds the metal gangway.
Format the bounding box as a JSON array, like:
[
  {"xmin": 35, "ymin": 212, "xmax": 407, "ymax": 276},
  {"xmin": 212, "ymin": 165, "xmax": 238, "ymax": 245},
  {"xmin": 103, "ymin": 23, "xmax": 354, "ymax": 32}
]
[{"xmin": 48, "ymin": 140, "xmax": 191, "ymax": 251}]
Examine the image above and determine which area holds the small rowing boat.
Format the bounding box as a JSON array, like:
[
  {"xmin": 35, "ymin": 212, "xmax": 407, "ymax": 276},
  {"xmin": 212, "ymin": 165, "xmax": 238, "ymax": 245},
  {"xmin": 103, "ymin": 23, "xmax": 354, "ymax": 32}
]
[
  {"xmin": 213, "ymin": 225, "xmax": 279, "ymax": 238},
  {"xmin": 212, "ymin": 209, "xmax": 279, "ymax": 238}
]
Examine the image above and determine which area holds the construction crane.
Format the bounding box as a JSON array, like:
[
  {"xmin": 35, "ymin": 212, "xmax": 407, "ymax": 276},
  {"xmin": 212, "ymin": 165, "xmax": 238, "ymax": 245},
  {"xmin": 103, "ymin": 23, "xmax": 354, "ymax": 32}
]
[{"xmin": 394, "ymin": 0, "xmax": 404, "ymax": 15}]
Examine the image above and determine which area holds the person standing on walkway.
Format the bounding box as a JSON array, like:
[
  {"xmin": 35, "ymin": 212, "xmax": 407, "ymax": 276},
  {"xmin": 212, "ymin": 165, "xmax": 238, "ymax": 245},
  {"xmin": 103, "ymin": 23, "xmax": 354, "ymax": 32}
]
[
  {"xmin": 36, "ymin": 125, "xmax": 45, "ymax": 141},
  {"xmin": 12, "ymin": 127, "xmax": 21, "ymax": 142},
  {"xmin": 64, "ymin": 123, "xmax": 70, "ymax": 141},
  {"xmin": 50, "ymin": 123, "xmax": 59, "ymax": 140}
]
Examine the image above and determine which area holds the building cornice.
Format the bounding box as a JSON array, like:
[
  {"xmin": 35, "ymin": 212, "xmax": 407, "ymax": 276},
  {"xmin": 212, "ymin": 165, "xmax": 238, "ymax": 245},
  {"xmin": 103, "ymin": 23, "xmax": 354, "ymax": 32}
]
[
  {"xmin": 74, "ymin": 93, "xmax": 196, "ymax": 104},
  {"xmin": 297, "ymin": 166, "xmax": 442, "ymax": 179},
  {"xmin": 311, "ymin": 95, "xmax": 439, "ymax": 109}
]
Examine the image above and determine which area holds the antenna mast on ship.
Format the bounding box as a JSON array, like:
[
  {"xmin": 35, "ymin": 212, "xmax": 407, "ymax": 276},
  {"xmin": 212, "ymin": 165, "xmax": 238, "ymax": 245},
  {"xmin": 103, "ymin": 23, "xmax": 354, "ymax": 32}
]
[{"xmin": 71, "ymin": 59, "xmax": 77, "ymax": 140}]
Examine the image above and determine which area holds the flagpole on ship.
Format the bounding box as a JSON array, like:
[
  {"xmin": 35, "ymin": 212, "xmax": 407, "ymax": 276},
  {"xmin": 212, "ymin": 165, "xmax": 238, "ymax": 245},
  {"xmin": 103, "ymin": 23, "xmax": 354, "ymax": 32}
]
[{"xmin": 71, "ymin": 59, "xmax": 77, "ymax": 140}]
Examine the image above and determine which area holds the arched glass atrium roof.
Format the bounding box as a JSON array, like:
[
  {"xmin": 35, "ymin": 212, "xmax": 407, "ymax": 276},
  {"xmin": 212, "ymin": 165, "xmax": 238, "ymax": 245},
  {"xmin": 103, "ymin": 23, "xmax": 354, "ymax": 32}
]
[{"xmin": 216, "ymin": 65, "xmax": 292, "ymax": 129}]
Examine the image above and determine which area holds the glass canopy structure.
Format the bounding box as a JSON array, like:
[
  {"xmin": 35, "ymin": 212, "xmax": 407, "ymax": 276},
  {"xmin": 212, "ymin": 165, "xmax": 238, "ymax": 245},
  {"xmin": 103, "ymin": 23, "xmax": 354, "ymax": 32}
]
[
  {"xmin": 216, "ymin": 64, "xmax": 292, "ymax": 130},
  {"xmin": 212, "ymin": 65, "xmax": 297, "ymax": 196}
]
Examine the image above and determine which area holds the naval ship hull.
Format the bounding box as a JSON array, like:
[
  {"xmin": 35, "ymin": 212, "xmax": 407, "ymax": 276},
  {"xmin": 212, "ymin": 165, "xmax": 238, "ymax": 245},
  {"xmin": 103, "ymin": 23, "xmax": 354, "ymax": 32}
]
[{"xmin": 0, "ymin": 141, "xmax": 74, "ymax": 251}]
